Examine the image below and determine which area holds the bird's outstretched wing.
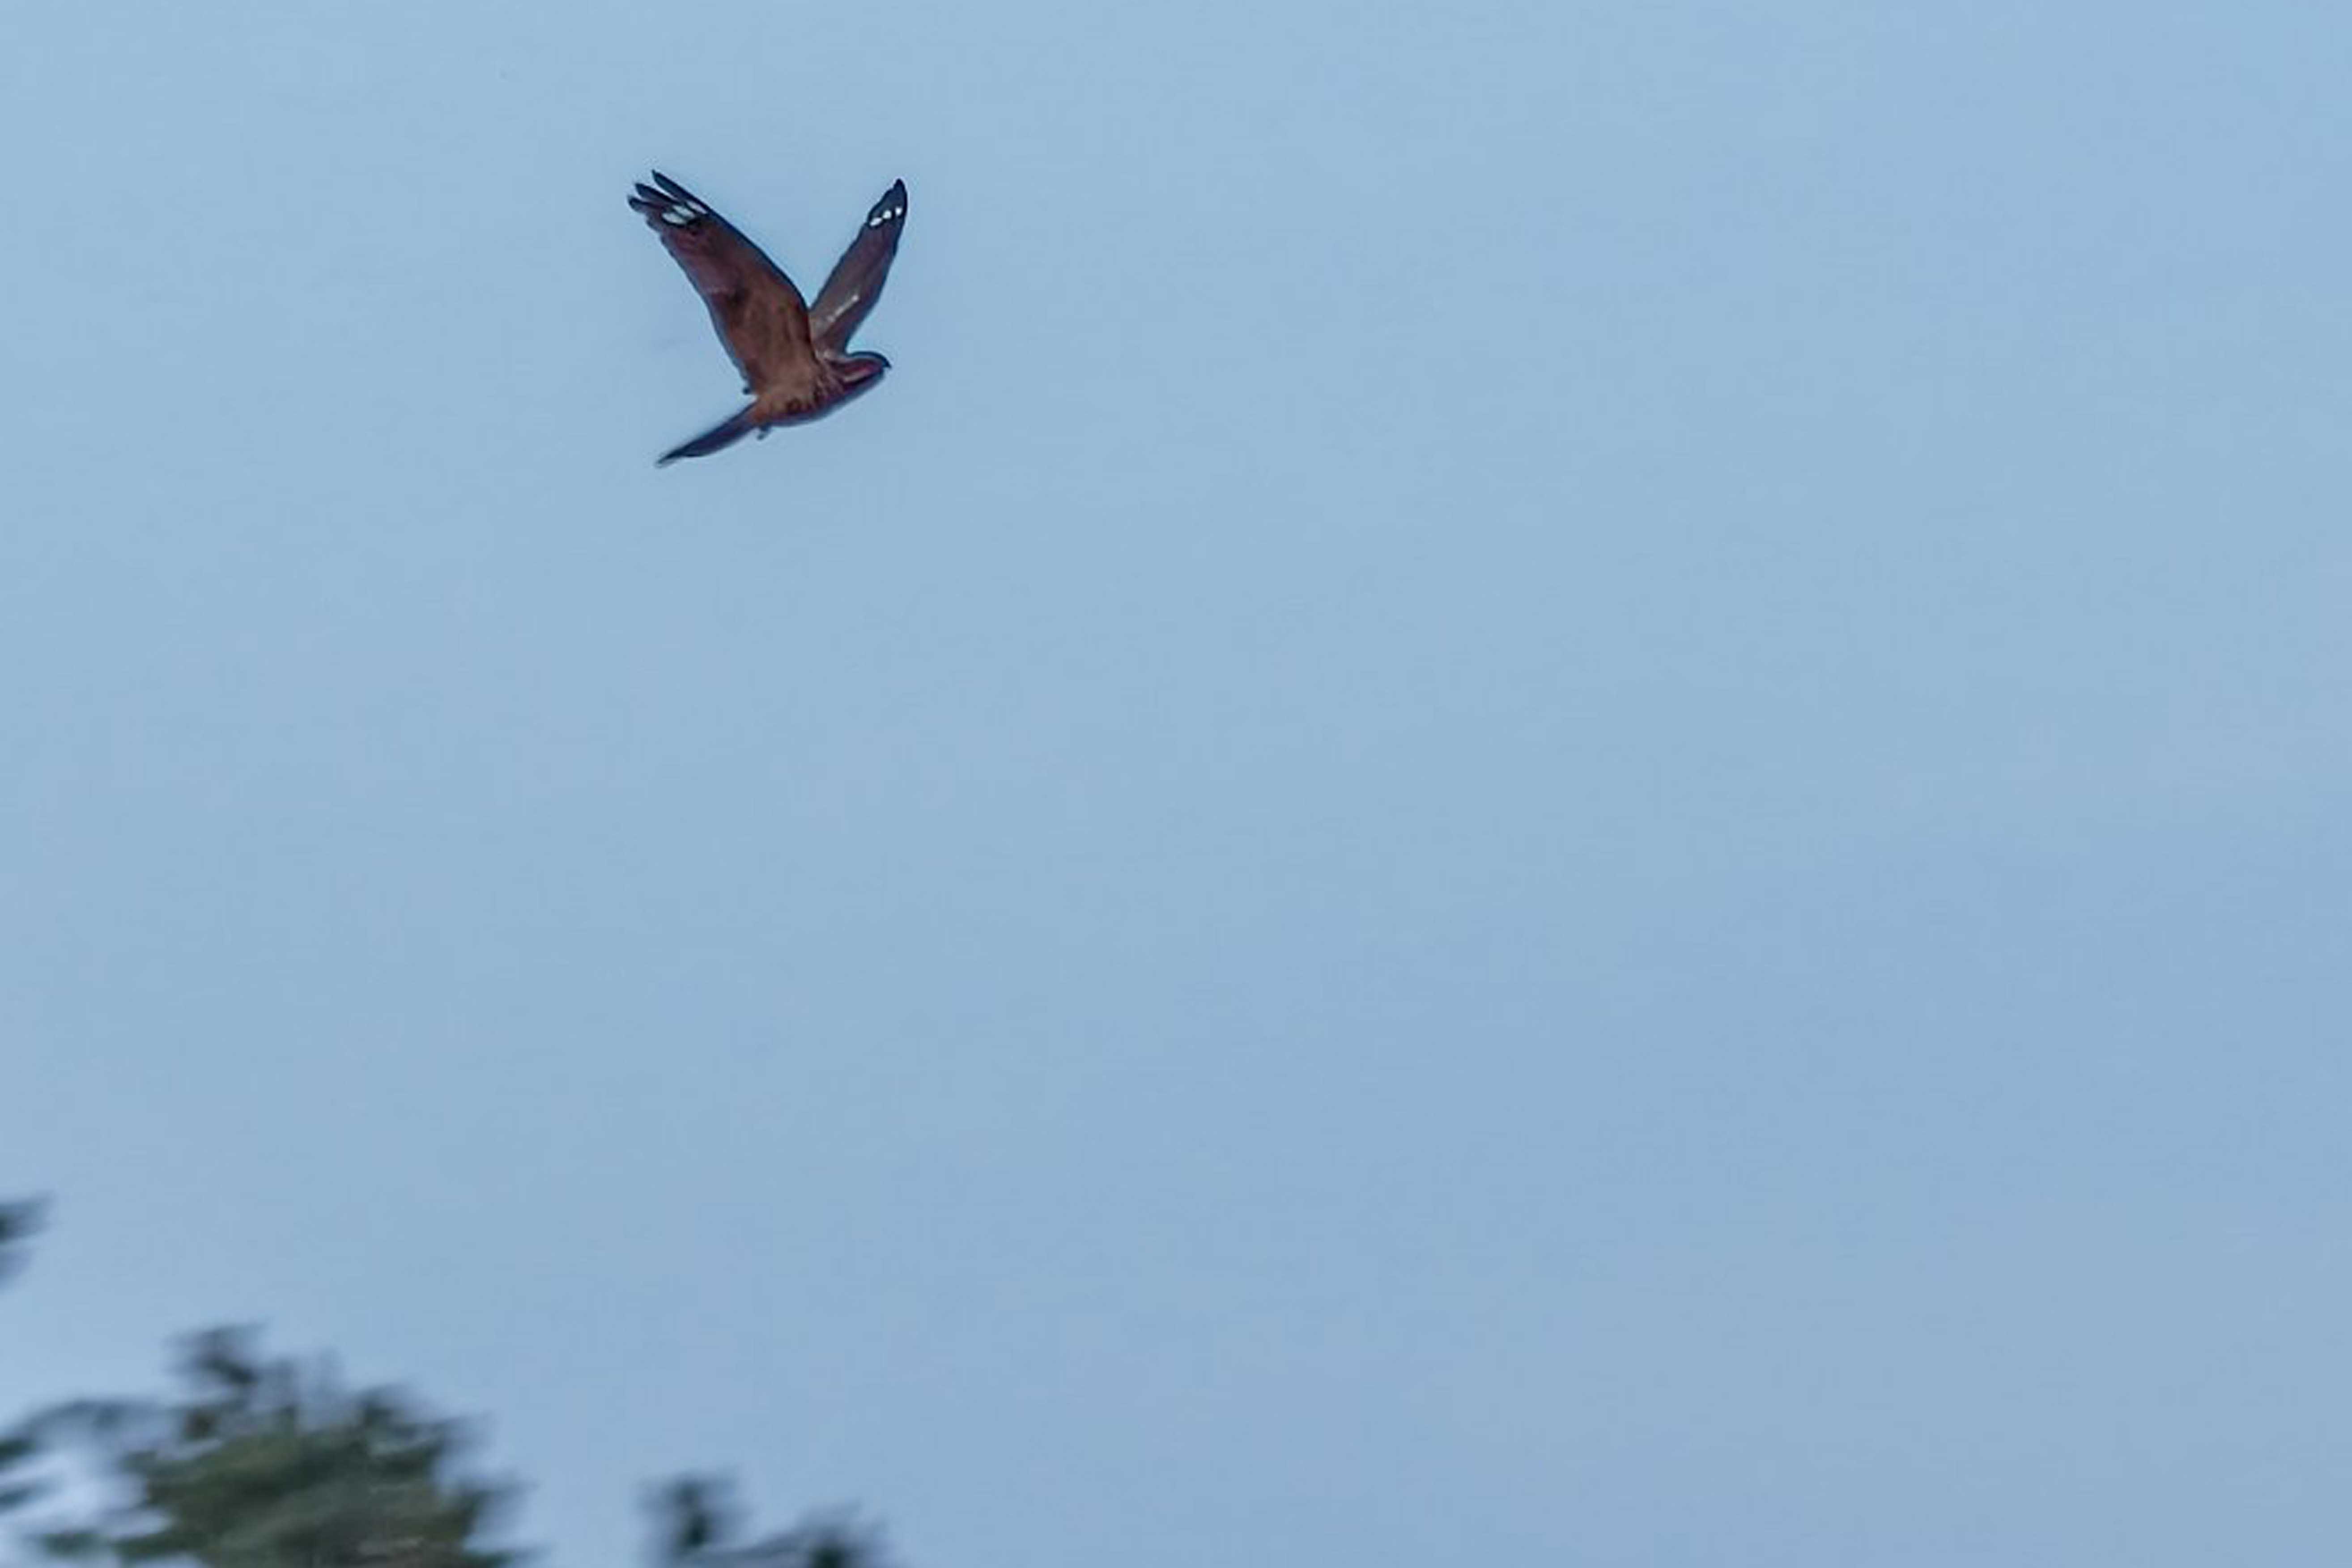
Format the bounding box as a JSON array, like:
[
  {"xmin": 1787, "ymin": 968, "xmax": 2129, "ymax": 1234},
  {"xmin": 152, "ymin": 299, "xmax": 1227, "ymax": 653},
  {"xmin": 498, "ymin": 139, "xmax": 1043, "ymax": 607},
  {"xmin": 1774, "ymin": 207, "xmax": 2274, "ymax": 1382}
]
[
  {"xmin": 808, "ymin": 180, "xmax": 907, "ymax": 357},
  {"xmin": 628, "ymin": 171, "xmax": 812, "ymax": 391}
]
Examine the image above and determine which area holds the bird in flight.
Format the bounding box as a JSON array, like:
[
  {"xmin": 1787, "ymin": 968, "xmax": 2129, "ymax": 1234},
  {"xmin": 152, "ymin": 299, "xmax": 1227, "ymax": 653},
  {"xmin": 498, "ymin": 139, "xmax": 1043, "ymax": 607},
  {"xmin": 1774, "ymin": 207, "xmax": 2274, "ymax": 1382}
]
[{"xmin": 628, "ymin": 170, "xmax": 908, "ymax": 465}]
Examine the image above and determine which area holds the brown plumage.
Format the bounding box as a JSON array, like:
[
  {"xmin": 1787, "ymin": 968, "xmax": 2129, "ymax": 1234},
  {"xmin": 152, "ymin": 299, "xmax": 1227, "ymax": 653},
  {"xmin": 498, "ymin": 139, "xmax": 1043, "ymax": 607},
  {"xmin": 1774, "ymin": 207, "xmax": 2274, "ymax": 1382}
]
[{"xmin": 628, "ymin": 170, "xmax": 907, "ymax": 465}]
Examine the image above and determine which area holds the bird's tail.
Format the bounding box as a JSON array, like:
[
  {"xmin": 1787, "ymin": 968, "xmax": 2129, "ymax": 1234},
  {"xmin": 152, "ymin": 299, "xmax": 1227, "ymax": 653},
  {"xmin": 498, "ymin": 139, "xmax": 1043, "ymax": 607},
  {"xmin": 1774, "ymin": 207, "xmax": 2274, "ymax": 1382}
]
[{"xmin": 657, "ymin": 406, "xmax": 757, "ymax": 466}]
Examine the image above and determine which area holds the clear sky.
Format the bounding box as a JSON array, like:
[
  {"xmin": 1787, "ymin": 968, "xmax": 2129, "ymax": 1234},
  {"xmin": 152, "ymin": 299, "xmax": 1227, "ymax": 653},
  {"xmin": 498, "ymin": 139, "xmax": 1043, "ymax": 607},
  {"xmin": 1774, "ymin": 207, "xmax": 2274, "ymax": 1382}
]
[{"xmin": 3, "ymin": 3, "xmax": 2348, "ymax": 1564}]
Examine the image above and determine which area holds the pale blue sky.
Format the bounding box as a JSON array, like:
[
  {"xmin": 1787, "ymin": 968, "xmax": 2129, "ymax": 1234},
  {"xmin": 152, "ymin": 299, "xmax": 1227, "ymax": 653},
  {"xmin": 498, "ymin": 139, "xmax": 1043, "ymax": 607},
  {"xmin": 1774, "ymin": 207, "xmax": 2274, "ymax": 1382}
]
[{"xmin": 4, "ymin": 2, "xmax": 2349, "ymax": 1564}]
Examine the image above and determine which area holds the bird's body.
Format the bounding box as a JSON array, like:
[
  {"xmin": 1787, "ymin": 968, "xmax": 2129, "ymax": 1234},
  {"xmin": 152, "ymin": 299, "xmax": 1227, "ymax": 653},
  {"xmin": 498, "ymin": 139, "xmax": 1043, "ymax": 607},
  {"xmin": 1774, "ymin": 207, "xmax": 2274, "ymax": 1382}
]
[{"xmin": 628, "ymin": 170, "xmax": 907, "ymax": 464}]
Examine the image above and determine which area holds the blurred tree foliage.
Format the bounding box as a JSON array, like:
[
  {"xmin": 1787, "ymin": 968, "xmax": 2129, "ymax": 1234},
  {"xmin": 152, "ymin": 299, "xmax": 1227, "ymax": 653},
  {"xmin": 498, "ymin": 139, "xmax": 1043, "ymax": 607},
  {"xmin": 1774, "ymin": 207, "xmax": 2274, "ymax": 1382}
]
[
  {"xmin": 0, "ymin": 1209, "xmax": 886, "ymax": 1568},
  {"xmin": 0, "ymin": 1197, "xmax": 46, "ymax": 1515},
  {"xmin": 648, "ymin": 1476, "xmax": 885, "ymax": 1568},
  {"xmin": 9, "ymin": 1328, "xmax": 520, "ymax": 1568},
  {"xmin": 0, "ymin": 1198, "xmax": 41, "ymax": 1288}
]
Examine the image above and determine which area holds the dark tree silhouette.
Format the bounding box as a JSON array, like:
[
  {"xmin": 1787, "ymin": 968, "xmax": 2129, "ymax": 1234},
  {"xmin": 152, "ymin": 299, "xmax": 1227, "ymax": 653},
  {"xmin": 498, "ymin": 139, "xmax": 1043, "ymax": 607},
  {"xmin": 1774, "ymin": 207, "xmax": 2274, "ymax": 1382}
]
[
  {"xmin": 0, "ymin": 1198, "xmax": 46, "ymax": 1513},
  {"xmin": 0, "ymin": 1198, "xmax": 41, "ymax": 1288},
  {"xmin": 648, "ymin": 1474, "xmax": 886, "ymax": 1568}
]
